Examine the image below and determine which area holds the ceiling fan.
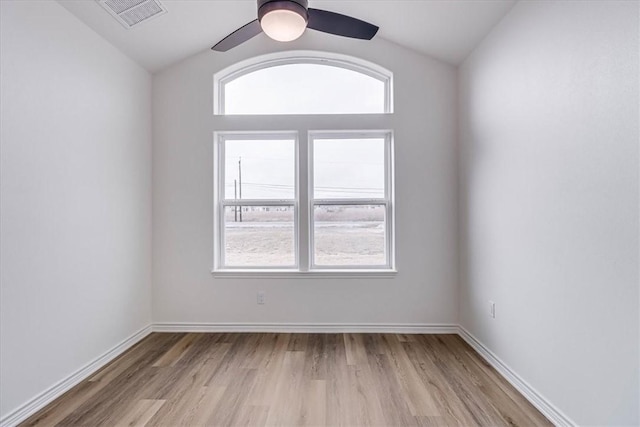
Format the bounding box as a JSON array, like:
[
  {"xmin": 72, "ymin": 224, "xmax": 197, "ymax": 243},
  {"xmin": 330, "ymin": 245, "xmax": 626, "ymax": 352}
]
[{"xmin": 211, "ymin": 0, "xmax": 379, "ymax": 52}]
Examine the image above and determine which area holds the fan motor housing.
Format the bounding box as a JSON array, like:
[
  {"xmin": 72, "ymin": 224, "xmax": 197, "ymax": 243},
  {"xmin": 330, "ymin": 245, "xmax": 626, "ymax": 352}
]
[{"xmin": 258, "ymin": 0, "xmax": 309, "ymax": 22}]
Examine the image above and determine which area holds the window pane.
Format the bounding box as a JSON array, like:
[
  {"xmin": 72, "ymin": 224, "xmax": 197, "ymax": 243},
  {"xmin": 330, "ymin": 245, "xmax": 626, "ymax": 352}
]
[
  {"xmin": 313, "ymin": 138, "xmax": 385, "ymax": 199},
  {"xmin": 313, "ymin": 205, "xmax": 386, "ymax": 266},
  {"xmin": 224, "ymin": 63, "xmax": 386, "ymax": 115},
  {"xmin": 224, "ymin": 206, "xmax": 295, "ymax": 267},
  {"xmin": 224, "ymin": 139, "xmax": 295, "ymax": 200}
]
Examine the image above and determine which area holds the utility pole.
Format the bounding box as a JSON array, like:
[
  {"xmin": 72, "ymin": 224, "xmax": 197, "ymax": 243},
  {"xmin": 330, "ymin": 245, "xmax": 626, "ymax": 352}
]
[
  {"xmin": 234, "ymin": 179, "xmax": 238, "ymax": 222},
  {"xmin": 238, "ymin": 157, "xmax": 243, "ymax": 222}
]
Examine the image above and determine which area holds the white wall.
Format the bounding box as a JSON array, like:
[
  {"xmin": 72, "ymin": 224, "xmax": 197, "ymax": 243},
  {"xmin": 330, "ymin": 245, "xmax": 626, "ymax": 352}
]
[
  {"xmin": 152, "ymin": 34, "xmax": 458, "ymax": 326},
  {"xmin": 458, "ymin": 1, "xmax": 639, "ymax": 425},
  {"xmin": 0, "ymin": 0, "xmax": 152, "ymax": 419}
]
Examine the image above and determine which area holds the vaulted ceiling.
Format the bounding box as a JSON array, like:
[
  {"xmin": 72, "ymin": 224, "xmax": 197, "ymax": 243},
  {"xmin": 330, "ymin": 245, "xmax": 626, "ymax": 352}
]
[{"xmin": 58, "ymin": 0, "xmax": 516, "ymax": 73}]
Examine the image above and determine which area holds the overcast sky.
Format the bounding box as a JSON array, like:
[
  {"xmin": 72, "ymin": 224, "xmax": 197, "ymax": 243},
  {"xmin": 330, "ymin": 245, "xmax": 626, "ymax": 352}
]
[
  {"xmin": 224, "ymin": 138, "xmax": 385, "ymax": 200},
  {"xmin": 225, "ymin": 62, "xmax": 385, "ymax": 114}
]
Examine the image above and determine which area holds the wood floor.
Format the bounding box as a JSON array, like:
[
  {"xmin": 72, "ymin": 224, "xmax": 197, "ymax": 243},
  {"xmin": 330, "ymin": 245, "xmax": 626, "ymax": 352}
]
[{"xmin": 22, "ymin": 333, "xmax": 551, "ymax": 427}]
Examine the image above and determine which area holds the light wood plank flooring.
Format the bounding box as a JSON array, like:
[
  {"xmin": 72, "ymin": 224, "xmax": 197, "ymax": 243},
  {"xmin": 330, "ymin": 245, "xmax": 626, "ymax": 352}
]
[{"xmin": 21, "ymin": 333, "xmax": 551, "ymax": 426}]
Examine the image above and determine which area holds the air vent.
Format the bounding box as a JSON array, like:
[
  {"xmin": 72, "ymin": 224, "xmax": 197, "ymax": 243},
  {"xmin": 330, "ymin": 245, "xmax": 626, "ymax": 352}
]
[{"xmin": 97, "ymin": 0, "xmax": 167, "ymax": 29}]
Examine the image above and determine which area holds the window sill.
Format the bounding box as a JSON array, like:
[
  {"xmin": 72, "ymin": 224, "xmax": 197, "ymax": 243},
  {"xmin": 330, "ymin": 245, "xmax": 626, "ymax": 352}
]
[{"xmin": 211, "ymin": 269, "xmax": 397, "ymax": 279}]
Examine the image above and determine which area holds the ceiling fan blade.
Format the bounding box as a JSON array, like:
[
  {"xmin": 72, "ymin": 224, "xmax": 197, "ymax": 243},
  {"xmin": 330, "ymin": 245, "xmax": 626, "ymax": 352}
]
[
  {"xmin": 307, "ymin": 8, "xmax": 378, "ymax": 40},
  {"xmin": 212, "ymin": 20, "xmax": 262, "ymax": 52}
]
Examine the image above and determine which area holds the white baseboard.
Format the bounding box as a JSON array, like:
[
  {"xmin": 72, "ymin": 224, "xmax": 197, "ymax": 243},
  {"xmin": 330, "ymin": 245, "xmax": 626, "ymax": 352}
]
[
  {"xmin": 0, "ymin": 324, "xmax": 153, "ymax": 427},
  {"xmin": 152, "ymin": 322, "xmax": 459, "ymax": 334},
  {"xmin": 457, "ymin": 326, "xmax": 576, "ymax": 427}
]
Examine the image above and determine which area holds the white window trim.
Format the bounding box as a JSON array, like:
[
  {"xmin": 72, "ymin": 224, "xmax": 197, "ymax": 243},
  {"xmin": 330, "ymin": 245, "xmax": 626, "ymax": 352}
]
[
  {"xmin": 213, "ymin": 50, "xmax": 394, "ymax": 116},
  {"xmin": 211, "ymin": 270, "xmax": 397, "ymax": 279},
  {"xmin": 213, "ymin": 130, "xmax": 395, "ymax": 275}
]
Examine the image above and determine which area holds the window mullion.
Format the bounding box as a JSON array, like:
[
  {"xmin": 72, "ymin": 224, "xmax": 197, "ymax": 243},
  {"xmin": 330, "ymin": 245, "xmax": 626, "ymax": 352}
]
[
  {"xmin": 298, "ymin": 130, "xmax": 310, "ymax": 271},
  {"xmin": 214, "ymin": 137, "xmax": 224, "ymax": 270}
]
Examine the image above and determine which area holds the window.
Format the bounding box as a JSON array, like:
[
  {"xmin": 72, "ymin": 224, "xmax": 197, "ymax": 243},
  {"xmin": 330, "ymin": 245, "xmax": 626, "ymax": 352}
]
[
  {"xmin": 310, "ymin": 133, "xmax": 393, "ymax": 269},
  {"xmin": 214, "ymin": 52, "xmax": 393, "ymax": 115},
  {"xmin": 216, "ymin": 134, "xmax": 298, "ymax": 269},
  {"xmin": 213, "ymin": 52, "xmax": 395, "ymax": 274}
]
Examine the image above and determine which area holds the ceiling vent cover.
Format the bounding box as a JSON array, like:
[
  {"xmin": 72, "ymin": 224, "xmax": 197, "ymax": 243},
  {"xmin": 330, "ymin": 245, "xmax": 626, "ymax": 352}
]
[{"xmin": 97, "ymin": 0, "xmax": 167, "ymax": 29}]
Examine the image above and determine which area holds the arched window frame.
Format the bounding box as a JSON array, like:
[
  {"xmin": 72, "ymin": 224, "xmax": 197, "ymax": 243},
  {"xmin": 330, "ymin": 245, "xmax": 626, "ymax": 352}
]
[
  {"xmin": 212, "ymin": 51, "xmax": 396, "ymax": 277},
  {"xmin": 213, "ymin": 50, "xmax": 394, "ymax": 115}
]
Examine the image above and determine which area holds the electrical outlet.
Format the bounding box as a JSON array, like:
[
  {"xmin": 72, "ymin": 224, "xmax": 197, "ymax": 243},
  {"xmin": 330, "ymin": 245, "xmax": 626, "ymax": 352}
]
[
  {"xmin": 489, "ymin": 301, "xmax": 496, "ymax": 318},
  {"xmin": 257, "ymin": 291, "xmax": 266, "ymax": 305}
]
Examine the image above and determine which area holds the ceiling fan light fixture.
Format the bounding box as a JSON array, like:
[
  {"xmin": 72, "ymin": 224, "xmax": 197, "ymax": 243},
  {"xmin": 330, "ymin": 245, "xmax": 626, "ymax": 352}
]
[
  {"xmin": 258, "ymin": 0, "xmax": 308, "ymax": 42},
  {"xmin": 261, "ymin": 9, "xmax": 306, "ymax": 41}
]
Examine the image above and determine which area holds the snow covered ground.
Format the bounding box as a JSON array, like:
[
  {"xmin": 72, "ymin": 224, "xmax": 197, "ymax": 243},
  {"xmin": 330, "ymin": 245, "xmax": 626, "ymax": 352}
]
[{"xmin": 224, "ymin": 221, "xmax": 385, "ymax": 267}]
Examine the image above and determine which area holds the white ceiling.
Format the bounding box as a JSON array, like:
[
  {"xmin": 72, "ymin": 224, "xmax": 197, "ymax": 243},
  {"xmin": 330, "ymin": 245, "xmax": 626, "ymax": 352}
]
[{"xmin": 58, "ymin": 0, "xmax": 516, "ymax": 73}]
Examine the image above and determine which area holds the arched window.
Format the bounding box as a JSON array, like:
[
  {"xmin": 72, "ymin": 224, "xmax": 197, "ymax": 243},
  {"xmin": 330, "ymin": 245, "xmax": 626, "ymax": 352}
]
[
  {"xmin": 213, "ymin": 52, "xmax": 395, "ymax": 275},
  {"xmin": 214, "ymin": 52, "xmax": 393, "ymax": 115}
]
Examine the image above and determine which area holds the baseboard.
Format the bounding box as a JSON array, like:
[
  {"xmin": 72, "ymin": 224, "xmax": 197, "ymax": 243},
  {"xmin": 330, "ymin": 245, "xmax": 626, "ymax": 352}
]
[
  {"xmin": 457, "ymin": 326, "xmax": 576, "ymax": 427},
  {"xmin": 0, "ymin": 324, "xmax": 153, "ymax": 427},
  {"xmin": 153, "ymin": 322, "xmax": 459, "ymax": 334}
]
